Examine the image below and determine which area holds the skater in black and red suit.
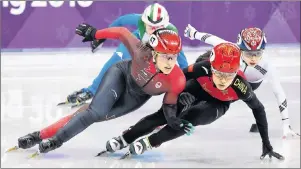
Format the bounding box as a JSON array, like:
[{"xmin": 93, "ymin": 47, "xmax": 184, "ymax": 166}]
[
  {"xmin": 12, "ymin": 24, "xmax": 193, "ymax": 155},
  {"xmin": 103, "ymin": 43, "xmax": 284, "ymax": 160}
]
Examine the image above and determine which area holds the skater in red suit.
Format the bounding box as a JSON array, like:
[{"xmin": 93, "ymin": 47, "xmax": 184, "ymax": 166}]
[
  {"xmin": 12, "ymin": 25, "xmax": 191, "ymax": 155},
  {"xmin": 102, "ymin": 43, "xmax": 285, "ymax": 161}
]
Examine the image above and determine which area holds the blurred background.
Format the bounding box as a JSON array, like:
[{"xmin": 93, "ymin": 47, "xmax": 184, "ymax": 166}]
[{"xmin": 2, "ymin": 1, "xmax": 300, "ymax": 51}]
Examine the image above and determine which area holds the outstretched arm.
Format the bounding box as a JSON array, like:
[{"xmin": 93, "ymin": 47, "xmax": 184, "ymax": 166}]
[
  {"xmin": 243, "ymin": 92, "xmax": 271, "ymax": 146},
  {"xmin": 266, "ymin": 63, "xmax": 299, "ymax": 137},
  {"xmin": 266, "ymin": 64, "xmax": 289, "ymax": 121},
  {"xmin": 233, "ymin": 76, "xmax": 283, "ymax": 159},
  {"xmin": 194, "ymin": 32, "xmax": 228, "ymax": 46},
  {"xmin": 162, "ymin": 74, "xmax": 186, "ymax": 129},
  {"xmin": 232, "ymin": 76, "xmax": 271, "ymax": 146},
  {"xmin": 240, "ymin": 89, "xmax": 284, "ymax": 159},
  {"xmin": 184, "ymin": 24, "xmax": 228, "ymax": 46},
  {"xmin": 94, "ymin": 27, "xmax": 140, "ymax": 59},
  {"xmin": 90, "ymin": 14, "xmax": 141, "ymax": 51}
]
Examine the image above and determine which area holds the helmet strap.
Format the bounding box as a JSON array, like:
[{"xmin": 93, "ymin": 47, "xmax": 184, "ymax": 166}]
[
  {"xmin": 152, "ymin": 51, "xmax": 163, "ymax": 73},
  {"xmin": 152, "ymin": 50, "xmax": 156, "ymax": 59},
  {"xmin": 152, "ymin": 51, "xmax": 158, "ymax": 64}
]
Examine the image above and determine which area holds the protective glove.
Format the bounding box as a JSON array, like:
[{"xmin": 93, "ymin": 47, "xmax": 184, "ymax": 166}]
[
  {"xmin": 184, "ymin": 24, "xmax": 198, "ymax": 40},
  {"xmin": 75, "ymin": 23, "xmax": 97, "ymax": 42},
  {"xmin": 260, "ymin": 143, "xmax": 285, "ymax": 160},
  {"xmin": 282, "ymin": 123, "xmax": 300, "ymax": 139},
  {"xmin": 179, "ymin": 92, "xmax": 196, "ymax": 106}
]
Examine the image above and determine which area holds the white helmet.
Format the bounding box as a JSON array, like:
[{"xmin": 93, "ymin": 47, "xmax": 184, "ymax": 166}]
[{"xmin": 141, "ymin": 3, "xmax": 170, "ymax": 27}]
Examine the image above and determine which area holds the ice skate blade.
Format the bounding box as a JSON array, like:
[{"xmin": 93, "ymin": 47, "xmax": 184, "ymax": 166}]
[
  {"xmin": 57, "ymin": 101, "xmax": 85, "ymax": 108},
  {"xmin": 5, "ymin": 146, "xmax": 19, "ymax": 153},
  {"xmin": 120, "ymin": 152, "xmax": 131, "ymax": 160},
  {"xmin": 92, "ymin": 48, "xmax": 100, "ymax": 53},
  {"xmin": 71, "ymin": 102, "xmax": 85, "ymax": 108},
  {"xmin": 28, "ymin": 151, "xmax": 40, "ymax": 159},
  {"xmin": 57, "ymin": 101, "xmax": 69, "ymax": 106},
  {"xmin": 95, "ymin": 150, "xmax": 108, "ymax": 157}
]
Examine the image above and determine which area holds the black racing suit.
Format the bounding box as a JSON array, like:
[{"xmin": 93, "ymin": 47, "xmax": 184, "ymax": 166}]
[{"xmin": 122, "ymin": 61, "xmax": 272, "ymax": 149}]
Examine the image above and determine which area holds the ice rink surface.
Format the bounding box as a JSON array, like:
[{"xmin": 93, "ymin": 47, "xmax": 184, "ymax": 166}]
[{"xmin": 1, "ymin": 46, "xmax": 300, "ymax": 168}]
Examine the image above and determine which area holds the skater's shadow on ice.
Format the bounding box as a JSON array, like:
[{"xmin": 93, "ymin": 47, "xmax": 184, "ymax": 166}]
[
  {"xmin": 43, "ymin": 153, "xmax": 68, "ymax": 159},
  {"xmin": 109, "ymin": 152, "xmax": 164, "ymax": 163},
  {"xmin": 173, "ymin": 157, "xmax": 228, "ymax": 166}
]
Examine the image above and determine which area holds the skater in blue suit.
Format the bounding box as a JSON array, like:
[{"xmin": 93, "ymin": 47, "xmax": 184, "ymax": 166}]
[{"xmin": 59, "ymin": 3, "xmax": 188, "ymax": 107}]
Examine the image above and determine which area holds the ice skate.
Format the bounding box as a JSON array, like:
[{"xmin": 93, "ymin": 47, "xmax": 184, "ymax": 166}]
[
  {"xmin": 120, "ymin": 137, "xmax": 152, "ymax": 159},
  {"xmin": 96, "ymin": 136, "xmax": 128, "ymax": 157},
  {"xmin": 39, "ymin": 137, "xmax": 62, "ymax": 153},
  {"xmin": 122, "ymin": 126, "xmax": 133, "ymax": 135},
  {"xmin": 6, "ymin": 131, "xmax": 42, "ymax": 152},
  {"xmin": 57, "ymin": 89, "xmax": 93, "ymax": 108},
  {"xmin": 29, "ymin": 137, "xmax": 63, "ymax": 158}
]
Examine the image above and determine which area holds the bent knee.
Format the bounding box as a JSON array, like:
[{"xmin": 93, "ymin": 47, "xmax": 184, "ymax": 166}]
[
  {"xmin": 74, "ymin": 107, "xmax": 107, "ymax": 124},
  {"xmin": 86, "ymin": 107, "xmax": 109, "ymax": 122}
]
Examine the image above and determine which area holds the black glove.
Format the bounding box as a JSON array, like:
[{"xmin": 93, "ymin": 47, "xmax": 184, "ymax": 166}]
[
  {"xmin": 178, "ymin": 92, "xmax": 196, "ymax": 118},
  {"xmin": 260, "ymin": 143, "xmax": 285, "ymax": 160},
  {"xmin": 166, "ymin": 116, "xmax": 183, "ymax": 130},
  {"xmin": 162, "ymin": 104, "xmax": 194, "ymax": 134},
  {"xmin": 75, "ymin": 23, "xmax": 97, "ymax": 42},
  {"xmin": 91, "ymin": 39, "xmax": 106, "ymax": 53},
  {"xmin": 179, "ymin": 92, "xmax": 196, "ymax": 106}
]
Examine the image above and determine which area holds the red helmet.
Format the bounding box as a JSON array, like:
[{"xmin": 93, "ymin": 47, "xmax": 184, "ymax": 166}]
[
  {"xmin": 148, "ymin": 28, "xmax": 182, "ymax": 54},
  {"xmin": 210, "ymin": 43, "xmax": 241, "ymax": 73}
]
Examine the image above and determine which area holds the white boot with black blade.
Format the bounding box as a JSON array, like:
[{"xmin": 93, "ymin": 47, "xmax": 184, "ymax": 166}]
[
  {"xmin": 96, "ymin": 136, "xmax": 128, "ymax": 157},
  {"xmin": 129, "ymin": 137, "xmax": 152, "ymax": 155},
  {"xmin": 106, "ymin": 136, "xmax": 128, "ymax": 153}
]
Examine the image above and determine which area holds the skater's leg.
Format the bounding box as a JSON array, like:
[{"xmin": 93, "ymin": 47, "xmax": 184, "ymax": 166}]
[
  {"xmin": 101, "ymin": 86, "xmax": 152, "ymax": 153},
  {"xmin": 17, "ymin": 104, "xmax": 90, "ymax": 149},
  {"xmin": 63, "ymin": 44, "xmax": 130, "ymax": 106},
  {"xmin": 54, "ymin": 65, "xmax": 126, "ymax": 143},
  {"xmin": 122, "ymin": 107, "xmax": 167, "ymax": 144},
  {"xmin": 148, "ymin": 102, "xmax": 229, "ymax": 147},
  {"xmin": 39, "ymin": 104, "xmax": 89, "ymax": 139},
  {"xmin": 84, "ymin": 43, "xmax": 130, "ymax": 94},
  {"xmin": 126, "ymin": 102, "xmax": 228, "ymax": 155},
  {"xmin": 104, "ymin": 102, "xmax": 166, "ymax": 153},
  {"xmin": 40, "ymin": 115, "xmax": 73, "ymax": 139}
]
